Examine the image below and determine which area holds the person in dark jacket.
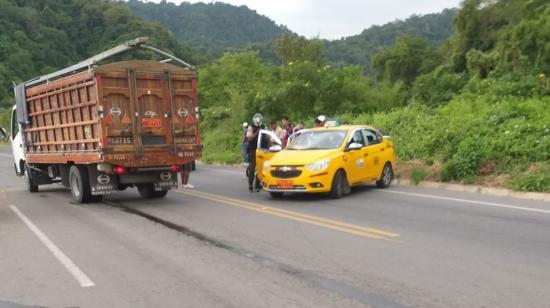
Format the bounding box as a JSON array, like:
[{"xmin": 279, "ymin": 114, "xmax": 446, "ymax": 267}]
[{"xmin": 246, "ymin": 113, "xmax": 264, "ymax": 191}]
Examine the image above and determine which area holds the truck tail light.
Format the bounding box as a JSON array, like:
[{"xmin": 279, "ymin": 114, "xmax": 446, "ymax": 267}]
[
  {"xmin": 114, "ymin": 166, "xmax": 126, "ymax": 175},
  {"xmin": 171, "ymin": 164, "xmax": 181, "ymax": 172}
]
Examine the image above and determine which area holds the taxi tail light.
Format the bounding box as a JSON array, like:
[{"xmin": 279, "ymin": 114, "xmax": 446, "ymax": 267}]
[
  {"xmin": 171, "ymin": 164, "xmax": 181, "ymax": 172},
  {"xmin": 114, "ymin": 166, "xmax": 126, "ymax": 175}
]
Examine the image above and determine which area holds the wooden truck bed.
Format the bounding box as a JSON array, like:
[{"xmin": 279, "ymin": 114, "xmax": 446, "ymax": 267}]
[{"xmin": 23, "ymin": 60, "xmax": 201, "ymax": 166}]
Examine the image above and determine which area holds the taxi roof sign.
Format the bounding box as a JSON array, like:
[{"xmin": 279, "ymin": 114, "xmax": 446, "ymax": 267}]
[{"xmin": 325, "ymin": 119, "xmax": 341, "ymax": 127}]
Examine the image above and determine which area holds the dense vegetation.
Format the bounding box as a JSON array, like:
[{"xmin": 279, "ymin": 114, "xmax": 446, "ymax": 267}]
[
  {"xmin": 199, "ymin": 0, "xmax": 550, "ymax": 192},
  {"xmin": 126, "ymin": 0, "xmax": 289, "ymax": 56},
  {"xmin": 125, "ymin": 1, "xmax": 457, "ymax": 69},
  {"xmin": 0, "ymin": 0, "xmax": 548, "ymax": 191},
  {"xmin": 0, "ymin": 0, "xmax": 201, "ymax": 110},
  {"xmin": 324, "ymin": 9, "xmax": 457, "ymax": 72}
]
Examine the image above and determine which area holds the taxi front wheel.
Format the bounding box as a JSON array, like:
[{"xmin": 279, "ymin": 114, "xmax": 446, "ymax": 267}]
[
  {"xmin": 376, "ymin": 163, "xmax": 393, "ymax": 188},
  {"xmin": 329, "ymin": 170, "xmax": 348, "ymax": 199}
]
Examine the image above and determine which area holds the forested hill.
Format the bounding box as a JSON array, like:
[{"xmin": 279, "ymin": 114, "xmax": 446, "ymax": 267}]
[
  {"xmin": 125, "ymin": 0, "xmax": 457, "ymax": 69},
  {"xmin": 0, "ymin": 0, "xmax": 201, "ymax": 110},
  {"xmin": 126, "ymin": 0, "xmax": 290, "ymax": 54},
  {"xmin": 324, "ymin": 9, "xmax": 457, "ymax": 70}
]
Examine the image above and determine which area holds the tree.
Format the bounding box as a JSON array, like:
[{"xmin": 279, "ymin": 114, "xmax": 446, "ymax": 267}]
[
  {"xmin": 372, "ymin": 36, "xmax": 440, "ymax": 85},
  {"xmin": 271, "ymin": 33, "xmax": 324, "ymax": 65}
]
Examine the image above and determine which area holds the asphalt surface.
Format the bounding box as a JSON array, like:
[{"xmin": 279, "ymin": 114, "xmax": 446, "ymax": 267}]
[{"xmin": 1, "ymin": 146, "xmax": 550, "ymax": 308}]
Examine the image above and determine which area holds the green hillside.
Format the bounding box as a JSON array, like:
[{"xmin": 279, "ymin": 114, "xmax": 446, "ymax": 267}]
[
  {"xmin": 198, "ymin": 0, "xmax": 550, "ymax": 191},
  {"xmin": 323, "ymin": 9, "xmax": 457, "ymax": 71},
  {"xmin": 126, "ymin": 0, "xmax": 290, "ymax": 55},
  {"xmin": 0, "ymin": 0, "xmax": 201, "ymax": 111},
  {"xmin": 0, "ymin": 0, "xmax": 548, "ymax": 192}
]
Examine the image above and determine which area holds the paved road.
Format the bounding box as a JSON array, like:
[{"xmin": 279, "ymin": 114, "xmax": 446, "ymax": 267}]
[{"xmin": 1, "ymin": 147, "xmax": 550, "ymax": 307}]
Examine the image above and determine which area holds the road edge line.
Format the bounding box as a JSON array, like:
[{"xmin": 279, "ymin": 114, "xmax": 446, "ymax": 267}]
[
  {"xmin": 9, "ymin": 205, "xmax": 95, "ymax": 288},
  {"xmin": 380, "ymin": 190, "xmax": 550, "ymax": 214}
]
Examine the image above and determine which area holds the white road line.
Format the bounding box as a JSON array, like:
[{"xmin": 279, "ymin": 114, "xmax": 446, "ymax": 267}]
[
  {"xmin": 380, "ymin": 190, "xmax": 550, "ymax": 214},
  {"xmin": 10, "ymin": 205, "xmax": 95, "ymax": 288}
]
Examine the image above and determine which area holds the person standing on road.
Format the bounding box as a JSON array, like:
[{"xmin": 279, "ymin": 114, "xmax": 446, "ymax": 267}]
[
  {"xmin": 241, "ymin": 122, "xmax": 249, "ymax": 164},
  {"xmin": 314, "ymin": 118, "xmax": 322, "ymax": 128},
  {"xmin": 270, "ymin": 120, "xmax": 284, "ymax": 140},
  {"xmin": 181, "ymin": 162, "xmax": 194, "ymax": 189},
  {"xmin": 282, "ymin": 122, "xmax": 293, "ymax": 147},
  {"xmin": 247, "ymin": 113, "xmax": 264, "ymax": 192},
  {"xmin": 281, "ymin": 116, "xmax": 292, "ymax": 130},
  {"xmin": 293, "ymin": 122, "xmax": 304, "ymax": 134}
]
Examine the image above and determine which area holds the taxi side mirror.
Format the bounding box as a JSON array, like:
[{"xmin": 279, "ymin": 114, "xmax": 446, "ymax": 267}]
[
  {"xmin": 346, "ymin": 142, "xmax": 363, "ymax": 151},
  {"xmin": 269, "ymin": 145, "xmax": 282, "ymax": 152}
]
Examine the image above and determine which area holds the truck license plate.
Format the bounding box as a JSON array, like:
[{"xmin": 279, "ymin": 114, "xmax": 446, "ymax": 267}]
[
  {"xmin": 155, "ymin": 180, "xmax": 177, "ymax": 190},
  {"xmin": 277, "ymin": 180, "xmax": 293, "ymax": 189}
]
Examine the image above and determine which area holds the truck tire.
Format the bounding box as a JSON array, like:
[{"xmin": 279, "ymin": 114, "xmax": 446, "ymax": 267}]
[
  {"xmin": 137, "ymin": 184, "xmax": 168, "ymax": 199},
  {"xmin": 152, "ymin": 190, "xmax": 168, "ymax": 198},
  {"xmin": 25, "ymin": 164, "xmax": 39, "ymax": 193},
  {"xmin": 69, "ymin": 165, "xmax": 94, "ymax": 203}
]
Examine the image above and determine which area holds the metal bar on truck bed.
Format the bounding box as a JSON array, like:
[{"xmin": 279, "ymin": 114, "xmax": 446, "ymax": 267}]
[
  {"xmin": 24, "ymin": 37, "xmax": 150, "ymax": 88},
  {"xmin": 142, "ymin": 45, "xmax": 195, "ymax": 70}
]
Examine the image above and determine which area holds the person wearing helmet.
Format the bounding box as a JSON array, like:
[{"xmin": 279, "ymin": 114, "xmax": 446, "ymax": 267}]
[{"xmin": 246, "ymin": 113, "xmax": 264, "ymax": 191}]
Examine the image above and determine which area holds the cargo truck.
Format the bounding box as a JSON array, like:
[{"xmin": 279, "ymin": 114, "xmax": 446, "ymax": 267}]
[{"xmin": 9, "ymin": 38, "xmax": 202, "ymax": 203}]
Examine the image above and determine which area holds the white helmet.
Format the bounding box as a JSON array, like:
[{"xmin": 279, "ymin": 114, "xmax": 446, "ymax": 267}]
[{"xmin": 252, "ymin": 113, "xmax": 264, "ymax": 126}]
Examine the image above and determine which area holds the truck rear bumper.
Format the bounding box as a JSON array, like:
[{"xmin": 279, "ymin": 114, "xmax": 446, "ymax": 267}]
[{"xmin": 89, "ymin": 166, "xmax": 178, "ymax": 195}]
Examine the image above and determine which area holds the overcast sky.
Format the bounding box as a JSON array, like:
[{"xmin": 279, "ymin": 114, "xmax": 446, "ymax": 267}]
[{"xmin": 152, "ymin": 0, "xmax": 462, "ymax": 39}]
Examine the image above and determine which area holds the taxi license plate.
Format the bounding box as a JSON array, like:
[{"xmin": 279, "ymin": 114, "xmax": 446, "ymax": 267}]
[{"xmin": 277, "ymin": 180, "xmax": 293, "ymax": 189}]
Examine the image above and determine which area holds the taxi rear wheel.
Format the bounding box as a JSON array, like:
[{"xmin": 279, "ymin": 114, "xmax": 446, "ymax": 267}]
[
  {"xmin": 376, "ymin": 163, "xmax": 393, "ymax": 188},
  {"xmin": 329, "ymin": 170, "xmax": 347, "ymax": 199}
]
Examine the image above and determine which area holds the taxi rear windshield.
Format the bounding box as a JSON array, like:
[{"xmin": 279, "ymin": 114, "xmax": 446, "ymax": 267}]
[{"xmin": 287, "ymin": 130, "xmax": 348, "ymax": 150}]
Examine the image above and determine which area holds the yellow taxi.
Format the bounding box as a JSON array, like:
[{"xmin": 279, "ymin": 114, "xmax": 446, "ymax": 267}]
[{"xmin": 256, "ymin": 125, "xmax": 396, "ymax": 198}]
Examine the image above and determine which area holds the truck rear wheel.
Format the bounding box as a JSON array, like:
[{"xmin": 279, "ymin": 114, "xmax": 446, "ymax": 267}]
[
  {"xmin": 69, "ymin": 165, "xmax": 95, "ymax": 203},
  {"xmin": 376, "ymin": 163, "xmax": 393, "ymax": 189},
  {"xmin": 137, "ymin": 184, "xmax": 167, "ymax": 199},
  {"xmin": 25, "ymin": 164, "xmax": 39, "ymax": 193}
]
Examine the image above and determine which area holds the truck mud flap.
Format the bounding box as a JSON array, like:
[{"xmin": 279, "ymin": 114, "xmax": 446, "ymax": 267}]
[{"xmin": 88, "ymin": 167, "xmax": 119, "ymax": 196}]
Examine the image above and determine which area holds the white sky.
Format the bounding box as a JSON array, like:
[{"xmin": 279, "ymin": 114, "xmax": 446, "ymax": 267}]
[{"xmin": 150, "ymin": 0, "xmax": 462, "ymax": 39}]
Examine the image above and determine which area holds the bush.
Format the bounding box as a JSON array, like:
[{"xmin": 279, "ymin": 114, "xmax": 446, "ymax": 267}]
[
  {"xmin": 410, "ymin": 166, "xmax": 429, "ymax": 185},
  {"xmin": 200, "ymin": 126, "xmax": 242, "ymax": 164},
  {"xmin": 361, "ymin": 96, "xmax": 549, "ymax": 184},
  {"xmin": 507, "ymin": 164, "xmax": 550, "ymax": 192},
  {"xmin": 0, "ymin": 108, "xmax": 11, "ymax": 132},
  {"xmin": 413, "ymin": 66, "xmax": 467, "ymax": 107},
  {"xmin": 440, "ymin": 137, "xmax": 487, "ymax": 183}
]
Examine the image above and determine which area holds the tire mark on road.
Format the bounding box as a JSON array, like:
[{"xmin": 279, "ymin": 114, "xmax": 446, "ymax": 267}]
[{"xmin": 103, "ymin": 199, "xmax": 409, "ymax": 308}]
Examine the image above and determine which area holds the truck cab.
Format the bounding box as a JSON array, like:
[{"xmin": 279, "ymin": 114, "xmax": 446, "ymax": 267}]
[{"xmin": 10, "ymin": 105, "xmax": 24, "ymax": 176}]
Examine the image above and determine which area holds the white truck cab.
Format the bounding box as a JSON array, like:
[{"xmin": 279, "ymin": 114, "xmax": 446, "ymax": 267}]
[{"xmin": 10, "ymin": 105, "xmax": 25, "ymax": 176}]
